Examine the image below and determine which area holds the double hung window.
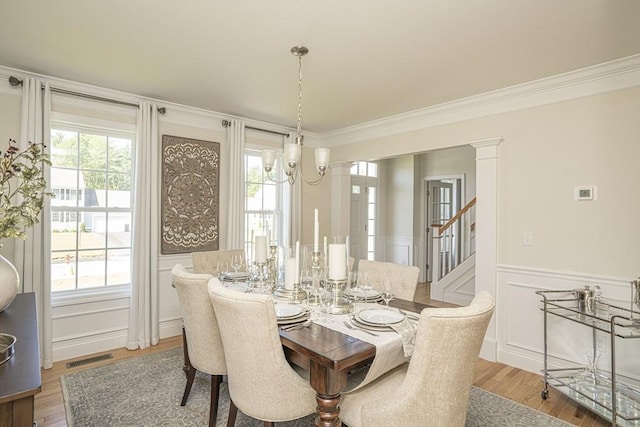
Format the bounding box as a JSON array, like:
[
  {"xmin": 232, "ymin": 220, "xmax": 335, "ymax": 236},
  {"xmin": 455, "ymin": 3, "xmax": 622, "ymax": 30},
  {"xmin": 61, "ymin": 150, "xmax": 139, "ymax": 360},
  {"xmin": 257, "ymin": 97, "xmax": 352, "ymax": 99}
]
[{"xmin": 50, "ymin": 125, "xmax": 134, "ymax": 293}]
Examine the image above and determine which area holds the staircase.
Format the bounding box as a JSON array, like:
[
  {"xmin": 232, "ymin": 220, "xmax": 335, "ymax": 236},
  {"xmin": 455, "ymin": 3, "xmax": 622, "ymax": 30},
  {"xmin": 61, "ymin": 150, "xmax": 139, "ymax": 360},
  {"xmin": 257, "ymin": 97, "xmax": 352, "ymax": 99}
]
[{"xmin": 430, "ymin": 197, "xmax": 476, "ymax": 305}]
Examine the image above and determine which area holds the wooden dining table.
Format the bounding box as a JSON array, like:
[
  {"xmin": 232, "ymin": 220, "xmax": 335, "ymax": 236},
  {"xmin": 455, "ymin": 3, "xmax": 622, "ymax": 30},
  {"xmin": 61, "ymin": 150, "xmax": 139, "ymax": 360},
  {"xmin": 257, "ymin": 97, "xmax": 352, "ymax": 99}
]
[
  {"xmin": 179, "ymin": 292, "xmax": 430, "ymax": 427},
  {"xmin": 279, "ymin": 298, "xmax": 430, "ymax": 427}
]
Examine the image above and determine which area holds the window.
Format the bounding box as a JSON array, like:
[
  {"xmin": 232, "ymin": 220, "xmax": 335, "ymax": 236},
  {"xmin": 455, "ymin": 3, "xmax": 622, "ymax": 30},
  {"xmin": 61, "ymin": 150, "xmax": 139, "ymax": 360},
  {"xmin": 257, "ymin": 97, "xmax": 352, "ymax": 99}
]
[
  {"xmin": 50, "ymin": 126, "xmax": 134, "ymax": 292},
  {"xmin": 350, "ymin": 161, "xmax": 378, "ymax": 260},
  {"xmin": 244, "ymin": 149, "xmax": 287, "ymax": 259}
]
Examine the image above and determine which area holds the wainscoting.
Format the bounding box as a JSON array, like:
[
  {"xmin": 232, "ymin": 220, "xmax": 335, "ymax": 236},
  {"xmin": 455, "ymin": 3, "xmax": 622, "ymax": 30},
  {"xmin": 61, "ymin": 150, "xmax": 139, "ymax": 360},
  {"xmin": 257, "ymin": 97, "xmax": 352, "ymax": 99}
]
[{"xmin": 496, "ymin": 265, "xmax": 639, "ymax": 386}]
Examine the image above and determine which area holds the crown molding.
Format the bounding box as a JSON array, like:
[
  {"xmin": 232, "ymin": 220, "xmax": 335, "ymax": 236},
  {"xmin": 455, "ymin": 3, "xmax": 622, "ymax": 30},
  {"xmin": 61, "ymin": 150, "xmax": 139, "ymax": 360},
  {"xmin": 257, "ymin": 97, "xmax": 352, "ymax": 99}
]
[
  {"xmin": 3, "ymin": 54, "xmax": 639, "ymax": 148},
  {"xmin": 318, "ymin": 54, "xmax": 640, "ymax": 147}
]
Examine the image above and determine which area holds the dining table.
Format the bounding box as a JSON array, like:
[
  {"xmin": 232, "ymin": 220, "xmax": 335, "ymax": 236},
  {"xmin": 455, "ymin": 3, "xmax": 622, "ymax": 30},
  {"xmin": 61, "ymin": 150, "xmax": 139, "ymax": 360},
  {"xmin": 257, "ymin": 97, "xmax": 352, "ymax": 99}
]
[
  {"xmin": 279, "ymin": 298, "xmax": 430, "ymax": 427},
  {"xmin": 176, "ymin": 278, "xmax": 430, "ymax": 427}
]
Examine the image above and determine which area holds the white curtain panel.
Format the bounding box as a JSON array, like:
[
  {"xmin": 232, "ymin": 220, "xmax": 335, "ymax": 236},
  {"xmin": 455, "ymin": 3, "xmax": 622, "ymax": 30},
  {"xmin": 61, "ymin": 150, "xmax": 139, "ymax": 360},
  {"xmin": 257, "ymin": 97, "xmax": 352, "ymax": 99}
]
[
  {"xmin": 127, "ymin": 101, "xmax": 160, "ymax": 350},
  {"xmin": 16, "ymin": 78, "xmax": 53, "ymax": 368},
  {"xmin": 225, "ymin": 119, "xmax": 245, "ymax": 250}
]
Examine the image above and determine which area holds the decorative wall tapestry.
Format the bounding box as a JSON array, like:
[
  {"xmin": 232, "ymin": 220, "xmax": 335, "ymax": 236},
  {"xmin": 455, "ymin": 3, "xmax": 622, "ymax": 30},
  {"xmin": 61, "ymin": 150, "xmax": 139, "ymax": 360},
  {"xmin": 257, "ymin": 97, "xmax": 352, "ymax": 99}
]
[{"xmin": 161, "ymin": 135, "xmax": 220, "ymax": 254}]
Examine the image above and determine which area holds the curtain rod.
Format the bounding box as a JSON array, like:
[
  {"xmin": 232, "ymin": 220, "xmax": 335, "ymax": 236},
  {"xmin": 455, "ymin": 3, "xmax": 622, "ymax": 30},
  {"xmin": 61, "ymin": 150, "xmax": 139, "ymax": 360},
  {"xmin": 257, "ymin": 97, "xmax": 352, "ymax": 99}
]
[
  {"xmin": 221, "ymin": 119, "xmax": 289, "ymax": 137},
  {"xmin": 8, "ymin": 76, "xmax": 166, "ymax": 114}
]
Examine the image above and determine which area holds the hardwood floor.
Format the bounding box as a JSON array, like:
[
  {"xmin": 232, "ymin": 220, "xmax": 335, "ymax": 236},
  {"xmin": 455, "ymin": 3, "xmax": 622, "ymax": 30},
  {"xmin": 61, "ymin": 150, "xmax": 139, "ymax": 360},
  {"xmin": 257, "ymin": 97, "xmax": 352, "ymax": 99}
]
[{"xmin": 35, "ymin": 283, "xmax": 609, "ymax": 427}]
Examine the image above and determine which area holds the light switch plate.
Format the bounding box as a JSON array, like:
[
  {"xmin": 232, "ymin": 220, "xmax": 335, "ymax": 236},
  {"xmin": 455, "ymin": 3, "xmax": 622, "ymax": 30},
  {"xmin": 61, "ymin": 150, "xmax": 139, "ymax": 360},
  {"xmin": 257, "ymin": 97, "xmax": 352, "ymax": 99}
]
[{"xmin": 523, "ymin": 231, "xmax": 534, "ymax": 246}]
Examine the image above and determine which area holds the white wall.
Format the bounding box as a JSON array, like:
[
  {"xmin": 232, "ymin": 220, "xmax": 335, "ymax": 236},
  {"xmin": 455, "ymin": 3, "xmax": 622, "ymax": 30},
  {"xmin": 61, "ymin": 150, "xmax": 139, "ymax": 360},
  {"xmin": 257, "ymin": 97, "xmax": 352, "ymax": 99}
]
[{"xmin": 330, "ymin": 86, "xmax": 640, "ymax": 378}]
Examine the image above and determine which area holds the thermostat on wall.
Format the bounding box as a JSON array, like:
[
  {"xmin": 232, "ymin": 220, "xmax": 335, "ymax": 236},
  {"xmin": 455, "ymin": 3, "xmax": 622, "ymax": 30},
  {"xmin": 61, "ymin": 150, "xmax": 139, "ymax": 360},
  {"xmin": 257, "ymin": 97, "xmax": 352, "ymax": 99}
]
[{"xmin": 574, "ymin": 185, "xmax": 598, "ymax": 201}]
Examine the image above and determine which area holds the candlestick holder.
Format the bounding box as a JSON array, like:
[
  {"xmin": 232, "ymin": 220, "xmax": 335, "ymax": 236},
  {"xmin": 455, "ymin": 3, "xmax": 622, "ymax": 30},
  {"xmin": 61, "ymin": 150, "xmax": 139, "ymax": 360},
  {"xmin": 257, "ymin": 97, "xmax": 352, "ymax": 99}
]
[
  {"xmin": 305, "ymin": 251, "xmax": 322, "ymax": 305},
  {"xmin": 254, "ymin": 261, "xmax": 266, "ymax": 290},
  {"xmin": 265, "ymin": 245, "xmax": 278, "ymax": 289},
  {"xmin": 325, "ymin": 278, "xmax": 353, "ymax": 315},
  {"xmin": 274, "ymin": 282, "xmax": 307, "ymax": 303}
]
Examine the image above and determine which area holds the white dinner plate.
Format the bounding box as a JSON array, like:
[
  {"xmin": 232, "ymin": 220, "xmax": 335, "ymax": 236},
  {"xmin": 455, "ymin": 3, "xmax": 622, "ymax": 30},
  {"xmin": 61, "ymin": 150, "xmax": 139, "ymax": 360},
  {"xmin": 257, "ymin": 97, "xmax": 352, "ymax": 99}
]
[
  {"xmin": 277, "ymin": 312, "xmax": 310, "ymax": 326},
  {"xmin": 223, "ymin": 272, "xmax": 251, "ymax": 281},
  {"xmin": 350, "ymin": 316, "xmax": 393, "ymax": 331},
  {"xmin": 357, "ymin": 309, "xmax": 405, "ymax": 326},
  {"xmin": 345, "ymin": 289, "xmax": 380, "ymax": 299},
  {"xmin": 275, "ymin": 304, "xmax": 304, "ymax": 319}
]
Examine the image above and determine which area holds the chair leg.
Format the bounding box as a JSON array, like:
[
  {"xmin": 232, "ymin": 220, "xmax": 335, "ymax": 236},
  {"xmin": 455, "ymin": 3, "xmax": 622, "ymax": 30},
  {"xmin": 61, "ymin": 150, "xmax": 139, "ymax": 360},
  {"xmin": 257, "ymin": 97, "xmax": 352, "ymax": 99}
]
[
  {"xmin": 180, "ymin": 364, "xmax": 197, "ymax": 406},
  {"xmin": 227, "ymin": 399, "xmax": 238, "ymax": 427},
  {"xmin": 263, "ymin": 422, "xmax": 274, "ymax": 427},
  {"xmin": 209, "ymin": 374, "xmax": 223, "ymax": 427}
]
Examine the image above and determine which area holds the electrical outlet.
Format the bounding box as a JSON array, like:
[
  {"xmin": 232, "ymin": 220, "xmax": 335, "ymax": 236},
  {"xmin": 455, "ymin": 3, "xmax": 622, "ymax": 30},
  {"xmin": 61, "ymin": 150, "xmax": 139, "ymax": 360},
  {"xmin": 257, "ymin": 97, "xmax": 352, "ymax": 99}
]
[{"xmin": 523, "ymin": 231, "xmax": 534, "ymax": 246}]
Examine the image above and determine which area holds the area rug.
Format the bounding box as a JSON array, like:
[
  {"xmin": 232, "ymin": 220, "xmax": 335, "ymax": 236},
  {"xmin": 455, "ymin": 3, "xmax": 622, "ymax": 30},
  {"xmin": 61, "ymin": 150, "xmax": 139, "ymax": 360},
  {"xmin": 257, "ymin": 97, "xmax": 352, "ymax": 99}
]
[{"xmin": 61, "ymin": 347, "xmax": 572, "ymax": 426}]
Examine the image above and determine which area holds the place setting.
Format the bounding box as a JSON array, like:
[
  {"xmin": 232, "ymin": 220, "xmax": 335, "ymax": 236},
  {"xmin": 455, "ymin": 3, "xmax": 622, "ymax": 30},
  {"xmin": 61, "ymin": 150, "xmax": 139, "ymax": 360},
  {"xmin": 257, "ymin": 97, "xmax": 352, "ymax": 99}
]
[{"xmin": 275, "ymin": 303, "xmax": 311, "ymax": 328}]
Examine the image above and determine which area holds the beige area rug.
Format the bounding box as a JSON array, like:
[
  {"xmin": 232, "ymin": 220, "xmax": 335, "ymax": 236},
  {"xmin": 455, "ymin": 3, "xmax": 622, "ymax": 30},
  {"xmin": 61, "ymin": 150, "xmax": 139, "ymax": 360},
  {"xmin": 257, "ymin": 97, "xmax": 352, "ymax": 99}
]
[{"xmin": 61, "ymin": 347, "xmax": 573, "ymax": 426}]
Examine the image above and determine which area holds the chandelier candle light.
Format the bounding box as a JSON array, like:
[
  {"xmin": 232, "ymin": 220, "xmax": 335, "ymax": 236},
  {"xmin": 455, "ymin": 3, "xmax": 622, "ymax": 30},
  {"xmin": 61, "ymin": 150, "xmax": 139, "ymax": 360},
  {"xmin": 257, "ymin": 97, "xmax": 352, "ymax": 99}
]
[{"xmin": 262, "ymin": 46, "xmax": 330, "ymax": 185}]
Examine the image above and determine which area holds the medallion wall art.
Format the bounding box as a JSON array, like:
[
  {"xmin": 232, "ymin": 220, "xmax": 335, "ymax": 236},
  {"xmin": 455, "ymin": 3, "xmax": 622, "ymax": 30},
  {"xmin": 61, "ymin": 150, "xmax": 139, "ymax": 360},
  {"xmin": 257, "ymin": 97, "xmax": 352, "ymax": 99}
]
[{"xmin": 161, "ymin": 135, "xmax": 220, "ymax": 254}]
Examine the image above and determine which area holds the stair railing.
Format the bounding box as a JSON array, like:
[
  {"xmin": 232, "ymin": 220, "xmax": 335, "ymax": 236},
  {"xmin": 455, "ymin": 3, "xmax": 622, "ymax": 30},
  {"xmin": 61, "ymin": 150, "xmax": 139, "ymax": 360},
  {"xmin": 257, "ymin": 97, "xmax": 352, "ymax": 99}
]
[{"xmin": 431, "ymin": 197, "xmax": 476, "ymax": 282}]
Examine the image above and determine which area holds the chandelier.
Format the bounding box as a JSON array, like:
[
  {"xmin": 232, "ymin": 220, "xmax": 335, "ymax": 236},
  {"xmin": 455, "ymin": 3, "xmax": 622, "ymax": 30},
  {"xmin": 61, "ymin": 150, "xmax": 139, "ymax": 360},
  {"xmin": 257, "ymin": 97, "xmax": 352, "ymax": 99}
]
[{"xmin": 262, "ymin": 46, "xmax": 330, "ymax": 185}]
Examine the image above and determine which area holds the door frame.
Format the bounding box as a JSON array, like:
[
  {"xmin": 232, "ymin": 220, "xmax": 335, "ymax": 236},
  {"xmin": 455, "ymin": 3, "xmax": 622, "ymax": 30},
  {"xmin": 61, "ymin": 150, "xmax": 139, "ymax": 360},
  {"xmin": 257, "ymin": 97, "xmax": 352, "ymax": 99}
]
[{"xmin": 419, "ymin": 173, "xmax": 466, "ymax": 283}]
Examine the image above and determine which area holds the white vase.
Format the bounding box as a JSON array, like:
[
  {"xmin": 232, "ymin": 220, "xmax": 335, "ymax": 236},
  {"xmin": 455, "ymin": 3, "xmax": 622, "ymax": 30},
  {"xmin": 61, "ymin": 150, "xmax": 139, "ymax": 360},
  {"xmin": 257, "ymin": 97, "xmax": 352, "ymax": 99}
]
[{"xmin": 0, "ymin": 254, "xmax": 19, "ymax": 312}]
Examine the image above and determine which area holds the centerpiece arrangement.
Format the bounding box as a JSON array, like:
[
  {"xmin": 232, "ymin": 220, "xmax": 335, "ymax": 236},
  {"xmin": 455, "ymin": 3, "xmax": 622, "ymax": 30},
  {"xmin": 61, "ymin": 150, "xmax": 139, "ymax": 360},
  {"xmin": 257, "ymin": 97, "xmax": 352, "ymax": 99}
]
[{"xmin": 0, "ymin": 138, "xmax": 52, "ymax": 312}]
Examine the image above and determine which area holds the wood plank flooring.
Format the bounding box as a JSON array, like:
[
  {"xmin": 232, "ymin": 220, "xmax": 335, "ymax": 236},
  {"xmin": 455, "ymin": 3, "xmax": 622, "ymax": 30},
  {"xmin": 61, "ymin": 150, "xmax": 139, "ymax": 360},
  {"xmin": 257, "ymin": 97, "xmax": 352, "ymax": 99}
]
[{"xmin": 35, "ymin": 283, "xmax": 609, "ymax": 426}]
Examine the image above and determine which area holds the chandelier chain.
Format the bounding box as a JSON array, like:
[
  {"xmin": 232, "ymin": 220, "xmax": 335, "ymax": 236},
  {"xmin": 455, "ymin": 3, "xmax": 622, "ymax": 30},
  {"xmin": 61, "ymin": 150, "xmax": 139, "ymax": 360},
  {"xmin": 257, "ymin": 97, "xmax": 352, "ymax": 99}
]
[{"xmin": 296, "ymin": 53, "xmax": 303, "ymax": 136}]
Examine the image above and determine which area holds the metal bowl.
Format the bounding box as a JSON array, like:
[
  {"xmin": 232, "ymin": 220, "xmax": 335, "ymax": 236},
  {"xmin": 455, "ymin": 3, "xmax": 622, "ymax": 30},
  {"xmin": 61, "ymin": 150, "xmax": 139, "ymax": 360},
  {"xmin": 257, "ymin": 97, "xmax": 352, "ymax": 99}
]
[{"xmin": 0, "ymin": 333, "xmax": 16, "ymax": 365}]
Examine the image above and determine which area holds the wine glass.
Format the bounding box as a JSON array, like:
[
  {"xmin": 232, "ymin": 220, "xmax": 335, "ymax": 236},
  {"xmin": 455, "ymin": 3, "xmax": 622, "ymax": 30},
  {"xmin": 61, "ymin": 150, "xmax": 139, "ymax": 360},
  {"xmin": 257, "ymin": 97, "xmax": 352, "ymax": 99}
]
[
  {"xmin": 300, "ymin": 269, "xmax": 314, "ymax": 308},
  {"xmin": 381, "ymin": 276, "xmax": 395, "ymax": 309},
  {"xmin": 217, "ymin": 261, "xmax": 228, "ymax": 282},
  {"xmin": 230, "ymin": 254, "xmax": 243, "ymax": 277}
]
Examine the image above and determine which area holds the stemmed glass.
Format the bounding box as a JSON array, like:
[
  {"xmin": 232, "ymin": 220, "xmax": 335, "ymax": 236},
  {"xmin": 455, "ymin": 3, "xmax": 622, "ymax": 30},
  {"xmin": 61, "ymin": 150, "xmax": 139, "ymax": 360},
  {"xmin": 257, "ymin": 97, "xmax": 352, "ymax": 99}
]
[
  {"xmin": 381, "ymin": 275, "xmax": 394, "ymax": 309},
  {"xmin": 230, "ymin": 255, "xmax": 243, "ymax": 277},
  {"xmin": 217, "ymin": 261, "xmax": 228, "ymax": 283}
]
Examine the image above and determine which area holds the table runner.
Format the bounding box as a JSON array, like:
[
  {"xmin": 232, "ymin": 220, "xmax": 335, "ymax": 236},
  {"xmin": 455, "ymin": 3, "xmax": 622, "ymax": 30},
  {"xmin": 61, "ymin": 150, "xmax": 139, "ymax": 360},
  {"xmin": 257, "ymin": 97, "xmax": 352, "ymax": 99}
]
[{"xmin": 312, "ymin": 302, "xmax": 413, "ymax": 392}]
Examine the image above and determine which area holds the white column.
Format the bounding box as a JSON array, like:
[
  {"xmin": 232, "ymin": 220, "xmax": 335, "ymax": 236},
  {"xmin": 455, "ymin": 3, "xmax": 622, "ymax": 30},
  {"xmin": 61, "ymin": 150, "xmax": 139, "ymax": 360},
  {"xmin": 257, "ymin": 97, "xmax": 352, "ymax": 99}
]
[
  {"xmin": 471, "ymin": 138, "xmax": 502, "ymax": 362},
  {"xmin": 330, "ymin": 162, "xmax": 352, "ymax": 237}
]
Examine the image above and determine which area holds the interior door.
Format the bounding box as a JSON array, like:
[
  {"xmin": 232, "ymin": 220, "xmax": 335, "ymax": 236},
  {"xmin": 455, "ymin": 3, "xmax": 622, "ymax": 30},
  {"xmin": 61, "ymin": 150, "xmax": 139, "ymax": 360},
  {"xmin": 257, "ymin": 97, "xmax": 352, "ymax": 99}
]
[{"xmin": 425, "ymin": 180, "xmax": 453, "ymax": 282}]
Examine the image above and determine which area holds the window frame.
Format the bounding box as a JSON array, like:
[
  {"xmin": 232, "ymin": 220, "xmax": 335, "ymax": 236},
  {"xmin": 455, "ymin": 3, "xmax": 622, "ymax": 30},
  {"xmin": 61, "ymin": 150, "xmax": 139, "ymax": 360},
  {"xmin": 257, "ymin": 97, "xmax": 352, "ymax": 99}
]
[{"xmin": 49, "ymin": 116, "xmax": 136, "ymax": 302}]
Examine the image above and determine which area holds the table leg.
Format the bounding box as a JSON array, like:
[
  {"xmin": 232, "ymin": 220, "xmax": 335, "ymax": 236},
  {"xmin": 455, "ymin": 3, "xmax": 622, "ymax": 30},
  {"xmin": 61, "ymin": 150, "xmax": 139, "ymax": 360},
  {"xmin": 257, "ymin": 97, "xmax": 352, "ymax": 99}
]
[
  {"xmin": 309, "ymin": 360, "xmax": 347, "ymax": 427},
  {"xmin": 315, "ymin": 393, "xmax": 342, "ymax": 427}
]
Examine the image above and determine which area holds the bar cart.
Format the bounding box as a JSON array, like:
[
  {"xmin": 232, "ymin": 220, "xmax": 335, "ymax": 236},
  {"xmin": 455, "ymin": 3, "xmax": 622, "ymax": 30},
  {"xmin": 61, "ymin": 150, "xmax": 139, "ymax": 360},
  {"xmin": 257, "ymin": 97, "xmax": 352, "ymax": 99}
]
[{"xmin": 536, "ymin": 289, "xmax": 640, "ymax": 426}]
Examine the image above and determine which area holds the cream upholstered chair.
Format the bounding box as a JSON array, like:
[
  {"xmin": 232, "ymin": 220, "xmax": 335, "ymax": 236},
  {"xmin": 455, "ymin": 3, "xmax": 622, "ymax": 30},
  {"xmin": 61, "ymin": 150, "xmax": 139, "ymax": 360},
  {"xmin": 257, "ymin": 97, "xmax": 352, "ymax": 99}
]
[
  {"xmin": 207, "ymin": 279, "xmax": 317, "ymax": 426},
  {"xmin": 171, "ymin": 264, "xmax": 227, "ymax": 427},
  {"xmin": 357, "ymin": 259, "xmax": 420, "ymax": 301},
  {"xmin": 339, "ymin": 291, "xmax": 495, "ymax": 427},
  {"xmin": 191, "ymin": 249, "xmax": 245, "ymax": 275}
]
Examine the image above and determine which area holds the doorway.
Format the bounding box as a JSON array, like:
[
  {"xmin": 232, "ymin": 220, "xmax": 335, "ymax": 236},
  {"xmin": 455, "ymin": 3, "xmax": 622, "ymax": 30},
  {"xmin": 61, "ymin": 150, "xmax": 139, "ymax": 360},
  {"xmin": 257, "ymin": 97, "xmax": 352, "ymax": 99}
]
[{"xmin": 423, "ymin": 175, "xmax": 464, "ymax": 282}]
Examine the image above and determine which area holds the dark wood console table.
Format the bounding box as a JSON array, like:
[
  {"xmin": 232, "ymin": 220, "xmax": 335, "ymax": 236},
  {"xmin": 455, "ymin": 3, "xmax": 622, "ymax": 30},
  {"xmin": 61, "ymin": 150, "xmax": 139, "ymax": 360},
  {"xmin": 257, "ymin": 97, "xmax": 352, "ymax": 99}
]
[{"xmin": 0, "ymin": 292, "xmax": 42, "ymax": 427}]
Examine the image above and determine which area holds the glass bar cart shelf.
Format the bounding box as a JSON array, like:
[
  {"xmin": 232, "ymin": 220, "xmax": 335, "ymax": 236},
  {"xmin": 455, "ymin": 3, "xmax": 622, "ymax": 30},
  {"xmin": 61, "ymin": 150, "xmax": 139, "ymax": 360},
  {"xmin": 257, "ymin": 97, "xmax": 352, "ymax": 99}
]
[{"xmin": 536, "ymin": 290, "xmax": 640, "ymax": 426}]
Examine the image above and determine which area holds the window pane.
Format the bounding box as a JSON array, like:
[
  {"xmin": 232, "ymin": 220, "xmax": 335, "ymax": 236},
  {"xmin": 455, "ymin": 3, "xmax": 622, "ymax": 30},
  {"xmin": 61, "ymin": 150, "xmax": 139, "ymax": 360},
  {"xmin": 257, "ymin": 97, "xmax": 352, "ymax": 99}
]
[
  {"xmin": 350, "ymin": 163, "xmax": 358, "ymax": 175},
  {"xmin": 51, "ymin": 168, "xmax": 80, "ymax": 207},
  {"xmin": 51, "ymin": 214, "xmax": 79, "ymax": 249},
  {"xmin": 51, "ymin": 130, "xmax": 78, "ymax": 168},
  {"xmin": 51, "ymin": 252, "xmax": 77, "ymax": 292},
  {"xmin": 367, "ymin": 163, "xmax": 378, "ymax": 177},
  {"xmin": 368, "ymin": 204, "xmax": 375, "ymax": 219},
  {"xmin": 107, "ymin": 214, "xmax": 132, "ymax": 248},
  {"xmin": 107, "ymin": 249, "xmax": 131, "ymax": 286},
  {"xmin": 352, "ymin": 185, "xmax": 360, "ymax": 194},
  {"xmin": 79, "ymin": 134, "xmax": 107, "ymax": 171},
  {"xmin": 262, "ymin": 184, "xmax": 276, "ymax": 210},
  {"xmin": 368, "ymin": 187, "xmax": 376, "ymax": 203},
  {"xmin": 77, "ymin": 251, "xmax": 106, "ymax": 289},
  {"xmin": 107, "ymin": 175, "xmax": 131, "ymax": 208},
  {"xmin": 108, "ymin": 137, "xmax": 132, "ymax": 174}
]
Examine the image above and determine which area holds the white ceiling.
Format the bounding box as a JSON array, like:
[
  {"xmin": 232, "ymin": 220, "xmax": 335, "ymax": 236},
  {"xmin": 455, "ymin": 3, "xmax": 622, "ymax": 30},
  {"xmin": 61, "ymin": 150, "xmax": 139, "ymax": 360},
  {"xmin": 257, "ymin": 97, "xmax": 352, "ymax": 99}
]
[{"xmin": 1, "ymin": 0, "xmax": 639, "ymax": 134}]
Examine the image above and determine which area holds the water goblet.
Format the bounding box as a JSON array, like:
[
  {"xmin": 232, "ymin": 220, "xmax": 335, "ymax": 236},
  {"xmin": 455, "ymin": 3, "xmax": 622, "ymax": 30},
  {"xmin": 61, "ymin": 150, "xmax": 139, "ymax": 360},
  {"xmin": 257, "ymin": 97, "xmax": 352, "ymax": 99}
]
[
  {"xmin": 381, "ymin": 277, "xmax": 394, "ymax": 309},
  {"xmin": 217, "ymin": 261, "xmax": 229, "ymax": 283},
  {"xmin": 230, "ymin": 254, "xmax": 243, "ymax": 276}
]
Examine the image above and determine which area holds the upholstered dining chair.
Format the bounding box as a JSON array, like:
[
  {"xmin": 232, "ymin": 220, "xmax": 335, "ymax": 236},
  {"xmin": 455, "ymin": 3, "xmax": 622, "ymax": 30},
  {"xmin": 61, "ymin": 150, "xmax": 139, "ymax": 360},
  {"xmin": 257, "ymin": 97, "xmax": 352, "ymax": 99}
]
[
  {"xmin": 207, "ymin": 279, "xmax": 317, "ymax": 426},
  {"xmin": 171, "ymin": 264, "xmax": 227, "ymax": 427},
  {"xmin": 191, "ymin": 249, "xmax": 245, "ymax": 275},
  {"xmin": 357, "ymin": 259, "xmax": 420, "ymax": 300},
  {"xmin": 339, "ymin": 291, "xmax": 495, "ymax": 427}
]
